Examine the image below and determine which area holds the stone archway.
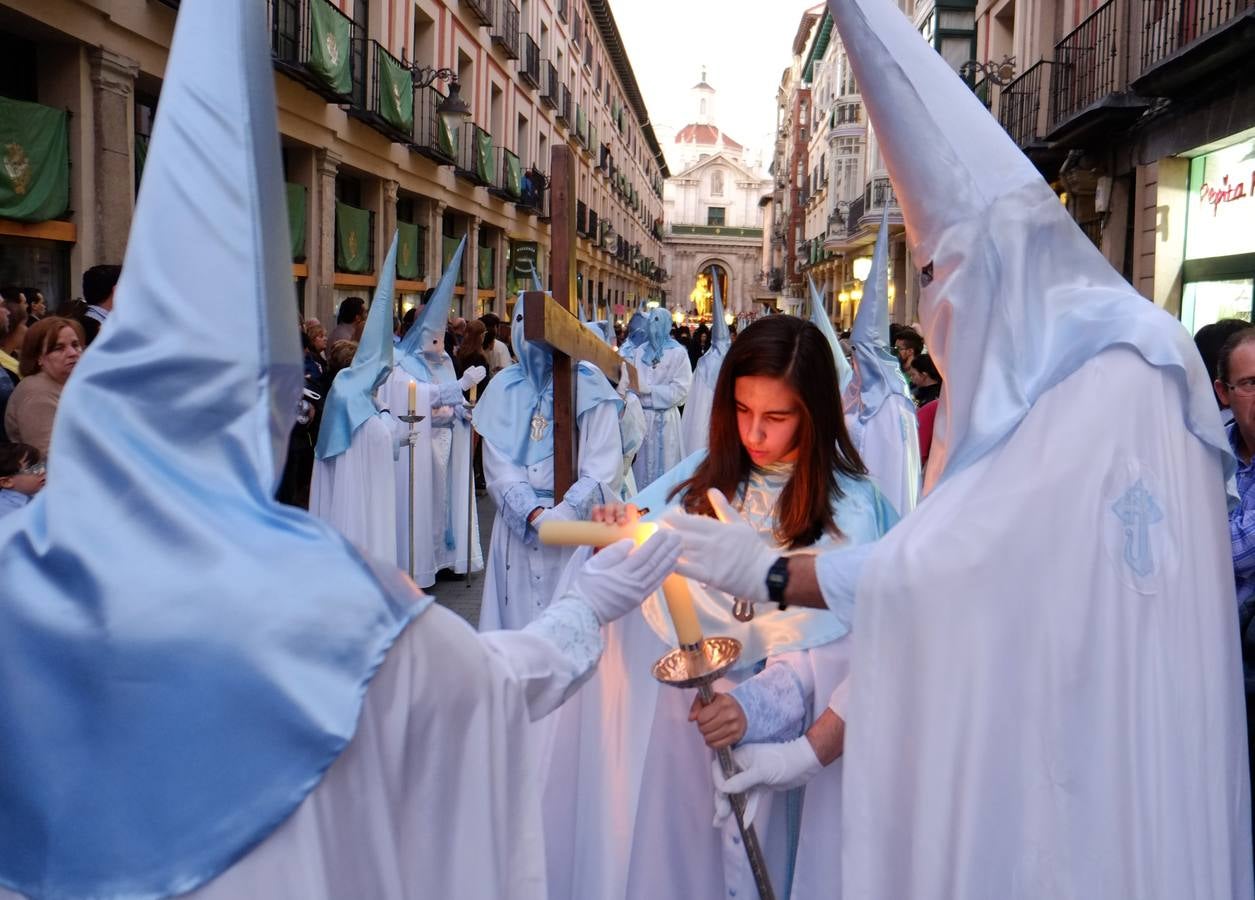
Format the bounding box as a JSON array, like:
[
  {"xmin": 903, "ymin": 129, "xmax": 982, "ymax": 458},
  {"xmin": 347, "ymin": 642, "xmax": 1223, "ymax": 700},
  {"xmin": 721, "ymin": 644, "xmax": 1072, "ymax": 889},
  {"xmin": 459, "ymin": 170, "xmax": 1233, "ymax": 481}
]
[{"xmin": 691, "ymin": 257, "xmax": 734, "ymax": 317}]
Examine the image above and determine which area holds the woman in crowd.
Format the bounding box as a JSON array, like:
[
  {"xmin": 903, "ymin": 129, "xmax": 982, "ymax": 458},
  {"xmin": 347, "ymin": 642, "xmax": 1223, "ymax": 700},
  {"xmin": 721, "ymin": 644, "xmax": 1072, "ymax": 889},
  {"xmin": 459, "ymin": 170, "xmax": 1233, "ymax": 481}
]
[
  {"xmin": 4, "ymin": 317, "xmax": 84, "ymax": 457},
  {"xmin": 909, "ymin": 352, "xmax": 942, "ymax": 470},
  {"xmin": 304, "ymin": 322, "xmax": 329, "ymax": 390},
  {"xmin": 543, "ymin": 314, "xmax": 897, "ymax": 900},
  {"xmin": 454, "ymin": 319, "xmax": 491, "ymax": 397},
  {"xmin": 0, "ymin": 441, "xmax": 45, "ymax": 519}
]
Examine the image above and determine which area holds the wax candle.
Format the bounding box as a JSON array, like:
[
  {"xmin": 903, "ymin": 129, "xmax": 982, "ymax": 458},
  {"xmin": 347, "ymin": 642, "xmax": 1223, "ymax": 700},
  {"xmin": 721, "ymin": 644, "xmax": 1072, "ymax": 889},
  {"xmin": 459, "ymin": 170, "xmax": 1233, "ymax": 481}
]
[
  {"xmin": 661, "ymin": 574, "xmax": 703, "ymax": 649},
  {"xmin": 407, "ymin": 379, "xmax": 417, "ymax": 416},
  {"xmin": 536, "ymin": 520, "xmax": 639, "ymax": 547}
]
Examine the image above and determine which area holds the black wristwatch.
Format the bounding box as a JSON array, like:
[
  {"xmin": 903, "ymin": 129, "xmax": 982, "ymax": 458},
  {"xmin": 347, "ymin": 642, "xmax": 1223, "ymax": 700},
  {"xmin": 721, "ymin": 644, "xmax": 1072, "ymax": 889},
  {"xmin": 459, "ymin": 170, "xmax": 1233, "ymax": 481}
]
[{"xmin": 766, "ymin": 557, "xmax": 790, "ymax": 610}]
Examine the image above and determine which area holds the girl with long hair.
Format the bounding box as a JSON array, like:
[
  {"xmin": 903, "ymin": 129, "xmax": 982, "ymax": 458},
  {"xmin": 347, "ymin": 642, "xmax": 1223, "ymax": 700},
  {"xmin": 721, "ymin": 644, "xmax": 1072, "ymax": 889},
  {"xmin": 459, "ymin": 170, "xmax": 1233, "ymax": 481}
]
[{"xmin": 542, "ymin": 315, "xmax": 897, "ymax": 900}]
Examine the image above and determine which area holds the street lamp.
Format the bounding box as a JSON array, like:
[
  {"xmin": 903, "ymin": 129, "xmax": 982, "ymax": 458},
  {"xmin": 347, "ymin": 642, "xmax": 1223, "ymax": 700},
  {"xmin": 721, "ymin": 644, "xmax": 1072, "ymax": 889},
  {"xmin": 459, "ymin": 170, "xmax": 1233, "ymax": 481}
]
[
  {"xmin": 851, "ymin": 256, "xmax": 873, "ymax": 282},
  {"xmin": 412, "ymin": 66, "xmax": 473, "ymax": 134}
]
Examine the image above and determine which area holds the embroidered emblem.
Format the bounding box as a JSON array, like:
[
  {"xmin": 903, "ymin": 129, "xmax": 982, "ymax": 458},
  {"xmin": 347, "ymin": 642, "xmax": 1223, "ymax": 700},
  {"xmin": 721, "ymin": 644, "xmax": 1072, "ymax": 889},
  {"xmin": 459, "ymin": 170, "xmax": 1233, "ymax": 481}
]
[
  {"xmin": 400, "ymin": 241, "xmax": 411, "ymax": 269},
  {"xmin": 325, "ymin": 33, "xmax": 340, "ymax": 67},
  {"xmin": 4, "ymin": 143, "xmax": 31, "ymax": 196},
  {"xmin": 346, "ymin": 230, "xmax": 359, "ymax": 261},
  {"xmin": 919, "ymin": 261, "xmax": 934, "ymax": 288},
  {"xmin": 530, "ymin": 409, "xmax": 548, "ymax": 442},
  {"xmin": 392, "ymin": 82, "xmax": 402, "ymax": 109},
  {"xmin": 1111, "ymin": 479, "xmax": 1163, "ymax": 577}
]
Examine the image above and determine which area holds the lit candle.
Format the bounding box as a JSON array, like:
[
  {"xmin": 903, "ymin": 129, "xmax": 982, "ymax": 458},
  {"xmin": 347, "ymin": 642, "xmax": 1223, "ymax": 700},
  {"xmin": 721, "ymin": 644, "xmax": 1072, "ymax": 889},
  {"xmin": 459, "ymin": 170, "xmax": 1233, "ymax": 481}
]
[
  {"xmin": 661, "ymin": 573, "xmax": 703, "ymax": 649},
  {"xmin": 407, "ymin": 379, "xmax": 417, "ymax": 416},
  {"xmin": 468, "ymin": 383, "xmax": 478, "ymax": 403}
]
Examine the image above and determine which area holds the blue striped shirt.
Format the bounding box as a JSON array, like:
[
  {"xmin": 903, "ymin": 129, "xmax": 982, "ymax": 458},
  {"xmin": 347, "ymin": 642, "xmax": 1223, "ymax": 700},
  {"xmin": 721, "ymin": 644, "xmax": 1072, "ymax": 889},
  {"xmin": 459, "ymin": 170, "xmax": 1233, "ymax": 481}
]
[{"xmin": 1228, "ymin": 422, "xmax": 1255, "ymax": 615}]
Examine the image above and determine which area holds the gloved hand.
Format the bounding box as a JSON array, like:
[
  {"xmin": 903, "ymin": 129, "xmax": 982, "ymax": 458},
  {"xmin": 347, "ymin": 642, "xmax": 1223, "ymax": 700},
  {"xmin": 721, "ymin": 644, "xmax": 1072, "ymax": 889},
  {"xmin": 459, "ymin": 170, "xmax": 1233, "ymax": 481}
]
[
  {"xmin": 664, "ymin": 489, "xmax": 776, "ymax": 606},
  {"xmin": 401, "ymin": 429, "xmax": 419, "ymax": 447},
  {"xmin": 430, "ymin": 407, "xmax": 455, "ymax": 427},
  {"xmin": 631, "ymin": 363, "xmax": 652, "ymax": 396},
  {"xmin": 459, "ymin": 366, "xmax": 487, "ymax": 391},
  {"xmin": 568, "ymin": 533, "xmax": 681, "ymax": 625},
  {"xmin": 455, "ymin": 403, "xmax": 473, "ymax": 423},
  {"xmin": 616, "ymin": 362, "xmax": 631, "ymax": 399},
  {"xmin": 711, "ymin": 736, "xmax": 823, "ymax": 827}
]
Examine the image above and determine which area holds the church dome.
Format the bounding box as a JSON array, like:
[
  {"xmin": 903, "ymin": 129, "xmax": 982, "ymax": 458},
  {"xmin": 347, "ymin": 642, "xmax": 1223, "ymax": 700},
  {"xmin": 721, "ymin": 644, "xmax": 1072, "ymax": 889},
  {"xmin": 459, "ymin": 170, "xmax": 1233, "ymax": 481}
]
[{"xmin": 674, "ymin": 123, "xmax": 744, "ymax": 150}]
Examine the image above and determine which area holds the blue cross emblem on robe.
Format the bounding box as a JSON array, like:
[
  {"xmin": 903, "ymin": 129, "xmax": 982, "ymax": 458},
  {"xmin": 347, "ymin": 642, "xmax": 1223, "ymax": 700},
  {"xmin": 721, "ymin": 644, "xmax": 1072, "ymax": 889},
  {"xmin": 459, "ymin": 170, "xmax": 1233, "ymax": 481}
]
[{"xmin": 1111, "ymin": 479, "xmax": 1164, "ymax": 577}]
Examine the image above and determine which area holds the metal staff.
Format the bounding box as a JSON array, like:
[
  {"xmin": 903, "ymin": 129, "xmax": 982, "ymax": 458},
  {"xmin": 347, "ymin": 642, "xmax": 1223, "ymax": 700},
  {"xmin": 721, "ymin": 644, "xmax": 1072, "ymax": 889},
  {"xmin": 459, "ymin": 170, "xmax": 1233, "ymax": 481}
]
[
  {"xmin": 464, "ymin": 382, "xmax": 477, "ymax": 584},
  {"xmin": 653, "ymin": 638, "xmax": 777, "ymax": 900},
  {"xmin": 398, "ymin": 381, "xmax": 424, "ymax": 581}
]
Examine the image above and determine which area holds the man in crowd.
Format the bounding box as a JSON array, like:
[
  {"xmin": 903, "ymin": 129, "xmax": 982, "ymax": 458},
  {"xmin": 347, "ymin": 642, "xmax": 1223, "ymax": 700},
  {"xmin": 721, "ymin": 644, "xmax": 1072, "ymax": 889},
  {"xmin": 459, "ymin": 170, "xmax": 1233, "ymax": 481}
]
[
  {"xmin": 79, "ymin": 265, "xmax": 122, "ymax": 346},
  {"xmin": 329, "ymin": 296, "xmax": 365, "ymax": 345},
  {"xmin": 0, "ymin": 287, "xmax": 27, "ymax": 359},
  {"xmin": 892, "ymin": 325, "xmax": 923, "ymax": 374}
]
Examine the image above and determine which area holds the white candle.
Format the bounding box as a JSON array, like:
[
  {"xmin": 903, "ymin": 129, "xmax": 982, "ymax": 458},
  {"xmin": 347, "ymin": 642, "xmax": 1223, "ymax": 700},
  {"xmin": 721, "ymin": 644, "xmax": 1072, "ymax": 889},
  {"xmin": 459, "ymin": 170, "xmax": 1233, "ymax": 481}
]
[{"xmin": 407, "ymin": 379, "xmax": 417, "ymax": 416}]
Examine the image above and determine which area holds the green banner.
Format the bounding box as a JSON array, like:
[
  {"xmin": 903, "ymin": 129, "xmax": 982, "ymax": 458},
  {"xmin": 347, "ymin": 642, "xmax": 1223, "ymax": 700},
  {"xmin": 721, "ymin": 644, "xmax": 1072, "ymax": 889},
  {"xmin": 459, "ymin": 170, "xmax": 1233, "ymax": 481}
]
[
  {"xmin": 335, "ymin": 200, "xmax": 371, "ymax": 273},
  {"xmin": 478, "ymin": 246, "xmax": 495, "ymax": 290},
  {"xmin": 437, "ymin": 114, "xmax": 458, "ymax": 160},
  {"xmin": 576, "ymin": 105, "xmax": 587, "ymax": 145},
  {"xmin": 503, "ymin": 151, "xmax": 522, "ymax": 199},
  {"xmin": 0, "ymin": 96, "xmax": 69, "ymax": 223},
  {"xmin": 474, "ymin": 129, "xmax": 494, "ymax": 184},
  {"xmin": 308, "ymin": 0, "xmax": 351, "ymax": 96},
  {"xmin": 397, "ymin": 221, "xmax": 422, "ymax": 280},
  {"xmin": 286, "ymin": 183, "xmax": 307, "ymax": 261},
  {"xmin": 377, "ymin": 50, "xmax": 414, "ymax": 133},
  {"xmin": 442, "ymin": 235, "xmax": 465, "ymax": 286}
]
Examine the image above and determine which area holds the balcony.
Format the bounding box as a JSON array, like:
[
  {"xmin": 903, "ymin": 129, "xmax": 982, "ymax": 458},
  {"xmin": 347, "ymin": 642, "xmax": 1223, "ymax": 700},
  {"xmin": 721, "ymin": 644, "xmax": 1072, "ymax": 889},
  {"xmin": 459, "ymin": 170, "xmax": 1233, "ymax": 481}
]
[
  {"xmin": 541, "ymin": 61, "xmax": 561, "ymax": 108},
  {"xmin": 576, "ymin": 201, "xmax": 588, "ymax": 237},
  {"xmin": 1045, "ymin": 0, "xmax": 1148, "ymax": 147},
  {"xmin": 462, "ymin": 0, "xmax": 493, "ymax": 26},
  {"xmin": 556, "ymin": 84, "xmax": 573, "ymax": 128},
  {"xmin": 269, "ymin": 0, "xmax": 359, "ymax": 104},
  {"xmin": 1133, "ymin": 0, "xmax": 1255, "ymax": 98},
  {"xmin": 413, "ymin": 85, "xmax": 458, "ymax": 165},
  {"xmin": 490, "ymin": 0, "xmax": 521, "ymax": 60},
  {"xmin": 519, "ymin": 166, "xmax": 547, "ymax": 215},
  {"xmin": 828, "ymin": 100, "xmax": 864, "ymax": 135},
  {"xmin": 455, "ymin": 124, "xmax": 497, "ymax": 187},
  {"xmin": 588, "ymin": 208, "xmax": 599, "ymax": 241},
  {"xmin": 520, "ymin": 34, "xmax": 542, "ymax": 89},
  {"xmin": 995, "ymin": 59, "xmax": 1068, "ymax": 173},
  {"xmin": 492, "ymin": 147, "xmax": 524, "ymax": 201},
  {"xmin": 346, "ymin": 40, "xmax": 415, "ymax": 144}
]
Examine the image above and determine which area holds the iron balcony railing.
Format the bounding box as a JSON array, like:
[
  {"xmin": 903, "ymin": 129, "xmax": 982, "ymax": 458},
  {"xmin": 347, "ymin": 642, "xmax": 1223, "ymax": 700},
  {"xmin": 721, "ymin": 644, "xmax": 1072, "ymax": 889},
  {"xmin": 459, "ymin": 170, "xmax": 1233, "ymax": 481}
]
[
  {"xmin": 576, "ymin": 201, "xmax": 588, "ymax": 236},
  {"xmin": 1049, "ymin": 0, "xmax": 1123, "ymax": 129},
  {"xmin": 572, "ymin": 11, "xmax": 583, "ymax": 45},
  {"xmin": 491, "ymin": 0, "xmax": 521, "ymax": 60},
  {"xmin": 846, "ymin": 194, "xmax": 866, "ymax": 234},
  {"xmin": 269, "ymin": 0, "xmax": 360, "ymax": 103},
  {"xmin": 463, "ymin": 0, "xmax": 493, "ymax": 26},
  {"xmin": 997, "ymin": 59, "xmax": 1053, "ymax": 147},
  {"xmin": 455, "ymin": 123, "xmax": 497, "ymax": 187},
  {"xmin": 541, "ymin": 61, "xmax": 561, "ymax": 108},
  {"xmin": 556, "ymin": 84, "xmax": 573, "ymax": 128},
  {"xmin": 520, "ymin": 34, "xmax": 542, "ymax": 88},
  {"xmin": 357, "ymin": 40, "xmax": 413, "ymax": 142},
  {"xmin": 519, "ymin": 166, "xmax": 547, "ymax": 214},
  {"xmin": 588, "ymin": 208, "xmax": 599, "ymax": 239},
  {"xmin": 412, "ymin": 85, "xmax": 458, "ymax": 165},
  {"xmin": 1140, "ymin": 0, "xmax": 1255, "ymax": 70},
  {"xmin": 492, "ymin": 147, "xmax": 524, "ymax": 202}
]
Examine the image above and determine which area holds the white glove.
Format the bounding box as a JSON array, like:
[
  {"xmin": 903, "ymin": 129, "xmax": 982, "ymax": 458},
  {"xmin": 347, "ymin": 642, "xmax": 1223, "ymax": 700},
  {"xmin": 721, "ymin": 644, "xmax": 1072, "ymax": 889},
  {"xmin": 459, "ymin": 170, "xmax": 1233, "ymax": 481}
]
[
  {"xmin": 631, "ymin": 363, "xmax": 652, "ymax": 396},
  {"xmin": 402, "ymin": 430, "xmax": 419, "ymax": 447},
  {"xmin": 616, "ymin": 362, "xmax": 631, "ymax": 399},
  {"xmin": 459, "ymin": 366, "xmax": 487, "ymax": 391},
  {"xmin": 568, "ymin": 533, "xmax": 681, "ymax": 625},
  {"xmin": 664, "ymin": 489, "xmax": 776, "ymax": 606},
  {"xmin": 711, "ymin": 736, "xmax": 823, "ymax": 827}
]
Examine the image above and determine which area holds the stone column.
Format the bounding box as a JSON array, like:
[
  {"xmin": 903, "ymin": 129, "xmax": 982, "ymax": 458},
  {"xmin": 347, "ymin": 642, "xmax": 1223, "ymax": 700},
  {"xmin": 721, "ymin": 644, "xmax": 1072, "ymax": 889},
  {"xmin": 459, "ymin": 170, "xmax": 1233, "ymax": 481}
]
[
  {"xmin": 88, "ymin": 48, "xmax": 139, "ymax": 266},
  {"xmin": 313, "ymin": 148, "xmax": 341, "ymax": 326},
  {"xmin": 466, "ymin": 217, "xmax": 481, "ymax": 320},
  {"xmin": 429, "ymin": 201, "xmax": 447, "ymax": 289}
]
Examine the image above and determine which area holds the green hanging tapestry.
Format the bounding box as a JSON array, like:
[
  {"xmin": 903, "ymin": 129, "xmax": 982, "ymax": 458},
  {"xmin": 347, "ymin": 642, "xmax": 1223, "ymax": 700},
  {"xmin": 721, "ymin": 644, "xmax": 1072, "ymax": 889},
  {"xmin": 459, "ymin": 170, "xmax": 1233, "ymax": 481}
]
[
  {"xmin": 478, "ymin": 246, "xmax": 495, "ymax": 290},
  {"xmin": 0, "ymin": 96, "xmax": 69, "ymax": 223},
  {"xmin": 286, "ymin": 183, "xmax": 307, "ymax": 261},
  {"xmin": 474, "ymin": 130, "xmax": 494, "ymax": 184},
  {"xmin": 437, "ymin": 115, "xmax": 458, "ymax": 160},
  {"xmin": 397, "ymin": 222, "xmax": 422, "ymax": 280},
  {"xmin": 377, "ymin": 50, "xmax": 414, "ymax": 133},
  {"xmin": 504, "ymin": 152, "xmax": 522, "ymax": 199},
  {"xmin": 335, "ymin": 201, "xmax": 371, "ymax": 273},
  {"xmin": 308, "ymin": 0, "xmax": 351, "ymax": 96},
  {"xmin": 576, "ymin": 106, "xmax": 587, "ymax": 145},
  {"xmin": 442, "ymin": 235, "xmax": 465, "ymax": 286},
  {"xmin": 134, "ymin": 132, "xmax": 149, "ymax": 191}
]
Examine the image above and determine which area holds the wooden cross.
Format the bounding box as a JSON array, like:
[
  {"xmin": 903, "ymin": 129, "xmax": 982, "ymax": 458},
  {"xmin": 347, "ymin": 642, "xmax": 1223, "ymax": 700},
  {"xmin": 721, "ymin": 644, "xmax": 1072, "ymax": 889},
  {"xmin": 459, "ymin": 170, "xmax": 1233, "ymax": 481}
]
[{"xmin": 524, "ymin": 144, "xmax": 639, "ymax": 497}]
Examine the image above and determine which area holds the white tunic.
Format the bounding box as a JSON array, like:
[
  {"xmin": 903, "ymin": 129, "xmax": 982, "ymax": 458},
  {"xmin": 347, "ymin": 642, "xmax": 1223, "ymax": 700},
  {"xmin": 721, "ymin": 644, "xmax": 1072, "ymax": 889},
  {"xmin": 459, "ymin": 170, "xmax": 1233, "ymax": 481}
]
[
  {"xmin": 830, "ymin": 349, "xmax": 1253, "ymax": 899},
  {"xmin": 383, "ymin": 370, "xmax": 482, "ymax": 588},
  {"xmin": 309, "ymin": 413, "xmax": 400, "ymax": 564},
  {"xmin": 0, "ymin": 589, "xmax": 609, "ymax": 900},
  {"xmin": 852, "ymin": 391, "xmax": 921, "ymax": 517},
  {"xmin": 630, "ymin": 345, "xmax": 692, "ymax": 491},
  {"xmin": 477, "ymin": 400, "xmax": 623, "ymax": 631}
]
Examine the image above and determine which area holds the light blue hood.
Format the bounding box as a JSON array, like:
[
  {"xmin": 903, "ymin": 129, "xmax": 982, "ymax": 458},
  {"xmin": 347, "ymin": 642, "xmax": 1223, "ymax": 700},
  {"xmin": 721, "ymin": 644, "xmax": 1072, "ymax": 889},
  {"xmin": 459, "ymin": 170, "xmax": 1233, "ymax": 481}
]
[
  {"xmin": 0, "ymin": 1, "xmax": 422, "ymax": 897},
  {"xmin": 808, "ymin": 273, "xmax": 854, "ymax": 397},
  {"xmin": 849, "ymin": 205, "xmax": 913, "ymax": 421},
  {"xmin": 316, "ymin": 232, "xmax": 400, "ymax": 459},
  {"xmin": 397, "ymin": 235, "xmax": 465, "ymax": 383}
]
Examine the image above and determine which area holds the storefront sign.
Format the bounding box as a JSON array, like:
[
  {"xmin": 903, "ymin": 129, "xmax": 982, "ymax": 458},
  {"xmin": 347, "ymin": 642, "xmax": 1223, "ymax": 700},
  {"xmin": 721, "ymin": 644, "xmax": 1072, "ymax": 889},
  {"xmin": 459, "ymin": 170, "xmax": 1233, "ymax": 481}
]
[{"xmin": 1187, "ymin": 139, "xmax": 1255, "ymax": 260}]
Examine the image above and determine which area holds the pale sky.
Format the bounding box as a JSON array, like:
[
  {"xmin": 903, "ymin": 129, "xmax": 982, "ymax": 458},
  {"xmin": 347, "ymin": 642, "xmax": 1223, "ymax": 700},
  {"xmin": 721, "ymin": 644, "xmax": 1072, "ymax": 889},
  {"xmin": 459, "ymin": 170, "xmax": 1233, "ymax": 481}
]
[{"xmin": 610, "ymin": 0, "xmax": 821, "ymax": 177}]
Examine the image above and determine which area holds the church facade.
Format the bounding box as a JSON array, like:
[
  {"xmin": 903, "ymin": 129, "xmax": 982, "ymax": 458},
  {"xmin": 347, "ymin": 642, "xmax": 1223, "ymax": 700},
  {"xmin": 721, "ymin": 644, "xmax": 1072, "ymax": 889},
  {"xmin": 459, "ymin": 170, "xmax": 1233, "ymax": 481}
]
[{"xmin": 661, "ymin": 71, "xmax": 774, "ymax": 318}]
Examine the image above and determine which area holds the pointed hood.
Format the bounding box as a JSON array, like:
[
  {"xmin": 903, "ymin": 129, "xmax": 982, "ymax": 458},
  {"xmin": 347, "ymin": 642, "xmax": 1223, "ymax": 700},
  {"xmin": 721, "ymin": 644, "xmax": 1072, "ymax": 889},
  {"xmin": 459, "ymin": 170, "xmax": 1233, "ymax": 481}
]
[
  {"xmin": 530, "ymin": 262, "xmax": 544, "ymax": 292},
  {"xmin": 642, "ymin": 307, "xmax": 681, "ymax": 365},
  {"xmin": 398, "ymin": 235, "xmax": 465, "ymax": 382},
  {"xmin": 474, "ymin": 294, "xmax": 621, "ymax": 466},
  {"xmin": 316, "ymin": 233, "xmax": 400, "ymax": 459},
  {"xmin": 849, "ymin": 206, "xmax": 912, "ymax": 420},
  {"xmin": 827, "ymin": 0, "xmax": 1230, "ymax": 491},
  {"xmin": 711, "ymin": 269, "xmax": 731, "ymax": 351},
  {"xmin": 807, "ymin": 274, "xmax": 853, "ymax": 396},
  {"xmin": 0, "ymin": 1, "xmax": 420, "ymax": 897}
]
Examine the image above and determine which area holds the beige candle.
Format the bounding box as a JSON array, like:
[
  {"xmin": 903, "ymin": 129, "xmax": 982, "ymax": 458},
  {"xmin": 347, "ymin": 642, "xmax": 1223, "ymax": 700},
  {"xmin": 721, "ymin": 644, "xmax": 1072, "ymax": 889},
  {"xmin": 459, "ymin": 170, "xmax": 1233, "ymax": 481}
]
[{"xmin": 407, "ymin": 379, "xmax": 417, "ymax": 416}]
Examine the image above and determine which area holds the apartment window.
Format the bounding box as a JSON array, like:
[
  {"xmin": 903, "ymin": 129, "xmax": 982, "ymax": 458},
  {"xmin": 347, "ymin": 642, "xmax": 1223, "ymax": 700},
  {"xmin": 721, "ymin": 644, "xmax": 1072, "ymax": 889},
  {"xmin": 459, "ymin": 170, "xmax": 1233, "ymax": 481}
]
[
  {"xmin": 517, "ymin": 113, "xmax": 530, "ymax": 164},
  {"xmin": 413, "ymin": 8, "xmax": 436, "ymax": 65},
  {"xmin": 707, "ymin": 207, "xmax": 725, "ymax": 227},
  {"xmin": 491, "ymin": 83, "xmax": 504, "ymax": 144}
]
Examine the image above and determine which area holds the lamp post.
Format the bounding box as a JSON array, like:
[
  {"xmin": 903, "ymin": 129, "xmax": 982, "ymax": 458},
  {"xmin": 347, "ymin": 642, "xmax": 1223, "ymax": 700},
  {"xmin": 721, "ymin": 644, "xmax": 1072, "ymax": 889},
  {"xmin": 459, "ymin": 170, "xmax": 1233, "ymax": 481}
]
[
  {"xmin": 959, "ymin": 55, "xmax": 1017, "ymax": 86},
  {"xmin": 412, "ymin": 66, "xmax": 473, "ymax": 135}
]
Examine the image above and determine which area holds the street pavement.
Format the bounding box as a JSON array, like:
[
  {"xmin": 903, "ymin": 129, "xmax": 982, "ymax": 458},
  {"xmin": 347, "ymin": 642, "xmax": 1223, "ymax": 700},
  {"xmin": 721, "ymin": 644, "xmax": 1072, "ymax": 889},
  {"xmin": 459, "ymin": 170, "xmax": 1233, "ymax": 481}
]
[{"xmin": 424, "ymin": 487, "xmax": 494, "ymax": 628}]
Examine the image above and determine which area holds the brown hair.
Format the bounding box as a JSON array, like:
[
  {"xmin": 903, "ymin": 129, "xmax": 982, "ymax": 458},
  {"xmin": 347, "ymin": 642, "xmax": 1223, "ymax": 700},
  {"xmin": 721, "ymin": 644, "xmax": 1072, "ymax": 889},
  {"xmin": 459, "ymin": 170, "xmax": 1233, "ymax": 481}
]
[
  {"xmin": 327, "ymin": 339, "xmax": 358, "ymax": 379},
  {"xmin": 669, "ymin": 315, "xmax": 866, "ymax": 549},
  {"xmin": 456, "ymin": 320, "xmax": 487, "ymax": 371},
  {"xmin": 19, "ymin": 316, "xmax": 85, "ymax": 378}
]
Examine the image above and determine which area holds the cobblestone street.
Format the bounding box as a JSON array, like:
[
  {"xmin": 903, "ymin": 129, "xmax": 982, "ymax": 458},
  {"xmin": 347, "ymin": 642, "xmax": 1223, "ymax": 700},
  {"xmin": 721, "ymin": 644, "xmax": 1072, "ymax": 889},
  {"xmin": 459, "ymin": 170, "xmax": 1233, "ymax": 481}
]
[{"xmin": 424, "ymin": 488, "xmax": 494, "ymax": 629}]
